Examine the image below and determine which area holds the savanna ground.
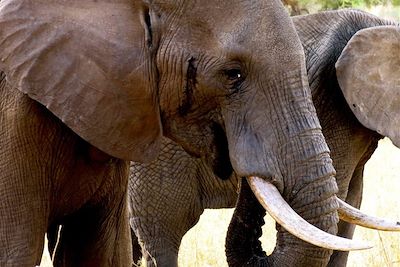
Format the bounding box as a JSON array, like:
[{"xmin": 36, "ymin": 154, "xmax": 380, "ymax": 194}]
[{"xmin": 40, "ymin": 4, "xmax": 400, "ymax": 267}]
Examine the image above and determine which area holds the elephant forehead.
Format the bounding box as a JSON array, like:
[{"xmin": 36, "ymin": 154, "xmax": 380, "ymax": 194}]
[{"xmin": 160, "ymin": 2, "xmax": 270, "ymax": 45}]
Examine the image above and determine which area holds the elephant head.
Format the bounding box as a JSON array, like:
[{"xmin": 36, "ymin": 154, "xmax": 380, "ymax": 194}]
[
  {"xmin": 226, "ymin": 11, "xmax": 400, "ymax": 267},
  {"xmin": 0, "ymin": 1, "xmax": 369, "ymax": 265}
]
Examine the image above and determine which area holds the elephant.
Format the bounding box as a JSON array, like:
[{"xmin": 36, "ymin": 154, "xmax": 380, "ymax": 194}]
[
  {"xmin": 230, "ymin": 12, "xmax": 400, "ymax": 266},
  {"xmin": 127, "ymin": 9, "xmax": 400, "ymax": 267},
  {"xmin": 0, "ymin": 0, "xmax": 364, "ymax": 266}
]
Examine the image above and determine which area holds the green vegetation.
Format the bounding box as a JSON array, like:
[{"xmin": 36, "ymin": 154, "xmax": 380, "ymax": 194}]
[
  {"xmin": 303, "ymin": 0, "xmax": 399, "ymax": 9},
  {"xmin": 283, "ymin": 0, "xmax": 400, "ymax": 15}
]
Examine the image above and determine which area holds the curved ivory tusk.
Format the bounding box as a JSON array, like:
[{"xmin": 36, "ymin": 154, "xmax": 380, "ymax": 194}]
[
  {"xmin": 337, "ymin": 197, "xmax": 400, "ymax": 231},
  {"xmin": 247, "ymin": 176, "xmax": 373, "ymax": 251}
]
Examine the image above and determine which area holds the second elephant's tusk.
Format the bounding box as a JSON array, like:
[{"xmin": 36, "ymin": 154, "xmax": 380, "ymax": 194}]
[
  {"xmin": 337, "ymin": 197, "xmax": 400, "ymax": 231},
  {"xmin": 247, "ymin": 176, "xmax": 373, "ymax": 251}
]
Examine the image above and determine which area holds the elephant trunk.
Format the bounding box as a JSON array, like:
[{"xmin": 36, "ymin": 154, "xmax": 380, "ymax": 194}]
[
  {"xmin": 226, "ymin": 150, "xmax": 338, "ymax": 266},
  {"xmin": 226, "ymin": 177, "xmax": 339, "ymax": 266},
  {"xmin": 225, "ymin": 178, "xmax": 268, "ymax": 266},
  {"xmin": 224, "ymin": 67, "xmax": 348, "ymax": 265}
]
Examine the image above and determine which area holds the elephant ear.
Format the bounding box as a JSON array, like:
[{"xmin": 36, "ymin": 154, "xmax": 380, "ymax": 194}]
[
  {"xmin": 336, "ymin": 26, "xmax": 400, "ymax": 147},
  {"xmin": 0, "ymin": 0, "xmax": 162, "ymax": 162}
]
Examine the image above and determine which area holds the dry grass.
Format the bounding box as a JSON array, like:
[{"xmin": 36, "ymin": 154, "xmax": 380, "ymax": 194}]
[
  {"xmin": 40, "ymin": 138, "xmax": 400, "ymax": 266},
  {"xmin": 347, "ymin": 139, "xmax": 400, "ymax": 266}
]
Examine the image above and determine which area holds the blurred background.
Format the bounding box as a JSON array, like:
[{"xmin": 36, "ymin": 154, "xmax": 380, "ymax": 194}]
[
  {"xmin": 40, "ymin": 1, "xmax": 400, "ymax": 266},
  {"xmin": 283, "ymin": 0, "xmax": 400, "ymax": 18}
]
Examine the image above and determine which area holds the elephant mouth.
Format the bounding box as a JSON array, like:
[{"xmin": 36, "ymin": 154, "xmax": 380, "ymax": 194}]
[
  {"xmin": 209, "ymin": 122, "xmax": 233, "ymax": 180},
  {"xmin": 247, "ymin": 176, "xmax": 400, "ymax": 250}
]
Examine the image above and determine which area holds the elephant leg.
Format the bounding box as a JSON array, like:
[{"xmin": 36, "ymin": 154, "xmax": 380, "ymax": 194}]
[
  {"xmin": 141, "ymin": 237, "xmax": 179, "ymax": 267},
  {"xmin": 129, "ymin": 138, "xmax": 206, "ymax": 267},
  {"xmin": 130, "ymin": 195, "xmax": 204, "ymax": 267},
  {"xmin": 328, "ymin": 165, "xmax": 364, "ymax": 267},
  {"xmin": 0, "ymin": 94, "xmax": 49, "ymax": 267},
  {"xmin": 53, "ymin": 167, "xmax": 132, "ymax": 267},
  {"xmin": 129, "ymin": 191, "xmax": 205, "ymax": 267},
  {"xmin": 130, "ymin": 216, "xmax": 184, "ymax": 267},
  {"xmin": 0, "ymin": 168, "xmax": 47, "ymax": 266},
  {"xmin": 328, "ymin": 138, "xmax": 378, "ymax": 267}
]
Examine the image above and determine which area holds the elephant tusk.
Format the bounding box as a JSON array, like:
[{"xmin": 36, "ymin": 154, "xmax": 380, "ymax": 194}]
[
  {"xmin": 337, "ymin": 197, "xmax": 400, "ymax": 231},
  {"xmin": 247, "ymin": 176, "xmax": 373, "ymax": 251}
]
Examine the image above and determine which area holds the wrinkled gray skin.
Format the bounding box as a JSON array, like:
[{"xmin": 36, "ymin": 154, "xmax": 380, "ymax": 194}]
[
  {"xmin": 128, "ymin": 9, "xmax": 397, "ymax": 267},
  {"xmin": 1, "ymin": 1, "xmax": 339, "ymax": 267}
]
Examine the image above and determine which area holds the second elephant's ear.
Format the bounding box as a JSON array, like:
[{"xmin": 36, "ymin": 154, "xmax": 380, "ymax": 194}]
[
  {"xmin": 0, "ymin": 0, "xmax": 161, "ymax": 162},
  {"xmin": 336, "ymin": 26, "xmax": 400, "ymax": 147}
]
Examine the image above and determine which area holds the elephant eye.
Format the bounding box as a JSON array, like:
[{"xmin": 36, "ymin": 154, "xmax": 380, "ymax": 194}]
[
  {"xmin": 224, "ymin": 69, "xmax": 242, "ymax": 80},
  {"xmin": 223, "ymin": 68, "xmax": 245, "ymax": 89}
]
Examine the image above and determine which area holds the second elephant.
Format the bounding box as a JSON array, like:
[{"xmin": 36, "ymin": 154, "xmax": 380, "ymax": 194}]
[{"xmin": 128, "ymin": 9, "xmax": 400, "ymax": 267}]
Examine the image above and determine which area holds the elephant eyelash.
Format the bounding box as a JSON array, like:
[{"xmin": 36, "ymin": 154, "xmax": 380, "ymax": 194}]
[
  {"xmin": 230, "ymin": 78, "xmax": 244, "ymax": 90},
  {"xmin": 226, "ymin": 81, "xmax": 247, "ymax": 102}
]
